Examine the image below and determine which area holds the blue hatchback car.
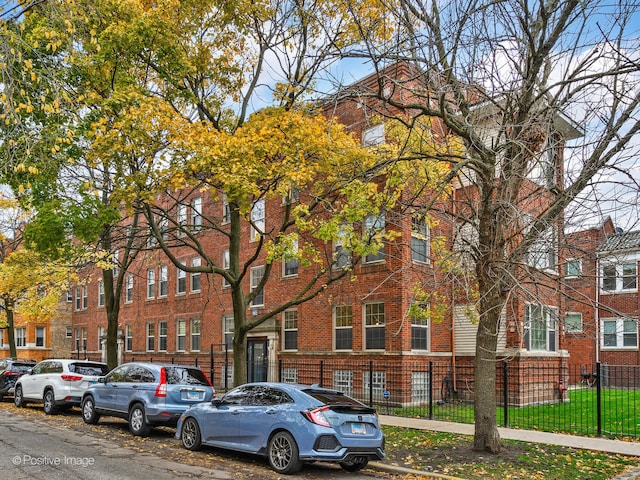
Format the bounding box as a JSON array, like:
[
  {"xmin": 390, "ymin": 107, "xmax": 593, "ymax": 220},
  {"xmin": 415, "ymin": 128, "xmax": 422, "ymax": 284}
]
[
  {"xmin": 81, "ymin": 362, "xmax": 214, "ymax": 436},
  {"xmin": 175, "ymin": 382, "xmax": 385, "ymax": 474}
]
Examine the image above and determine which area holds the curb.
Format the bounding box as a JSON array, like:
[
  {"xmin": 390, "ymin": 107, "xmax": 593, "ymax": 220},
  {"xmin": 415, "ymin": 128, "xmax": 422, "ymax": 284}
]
[
  {"xmin": 370, "ymin": 462, "xmax": 466, "ymax": 479},
  {"xmin": 612, "ymin": 468, "xmax": 640, "ymax": 480}
]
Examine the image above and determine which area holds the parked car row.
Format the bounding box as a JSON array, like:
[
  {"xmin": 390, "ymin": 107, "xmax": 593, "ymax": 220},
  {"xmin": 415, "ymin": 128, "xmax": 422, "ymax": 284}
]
[{"xmin": 5, "ymin": 358, "xmax": 385, "ymax": 475}]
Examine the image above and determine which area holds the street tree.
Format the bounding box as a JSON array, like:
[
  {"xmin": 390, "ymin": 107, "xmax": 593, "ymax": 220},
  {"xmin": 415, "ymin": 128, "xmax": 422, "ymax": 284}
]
[{"xmin": 341, "ymin": 0, "xmax": 640, "ymax": 452}]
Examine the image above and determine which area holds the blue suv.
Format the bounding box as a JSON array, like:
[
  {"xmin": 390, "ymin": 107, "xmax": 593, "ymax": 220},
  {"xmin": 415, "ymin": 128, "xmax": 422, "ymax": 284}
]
[{"xmin": 81, "ymin": 362, "xmax": 214, "ymax": 436}]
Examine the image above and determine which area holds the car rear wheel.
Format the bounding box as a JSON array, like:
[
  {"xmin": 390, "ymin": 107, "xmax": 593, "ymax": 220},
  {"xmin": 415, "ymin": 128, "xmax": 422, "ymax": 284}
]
[
  {"xmin": 268, "ymin": 431, "xmax": 302, "ymax": 474},
  {"xmin": 14, "ymin": 385, "xmax": 26, "ymax": 407},
  {"xmin": 340, "ymin": 457, "xmax": 369, "ymax": 472},
  {"xmin": 129, "ymin": 403, "xmax": 151, "ymax": 437},
  {"xmin": 43, "ymin": 389, "xmax": 58, "ymax": 415},
  {"xmin": 181, "ymin": 417, "xmax": 202, "ymax": 451},
  {"xmin": 82, "ymin": 396, "xmax": 100, "ymax": 424}
]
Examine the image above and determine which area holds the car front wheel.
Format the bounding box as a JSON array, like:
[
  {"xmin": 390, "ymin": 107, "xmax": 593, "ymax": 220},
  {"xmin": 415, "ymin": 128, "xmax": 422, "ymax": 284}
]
[
  {"xmin": 268, "ymin": 431, "xmax": 302, "ymax": 474},
  {"xmin": 82, "ymin": 396, "xmax": 100, "ymax": 424},
  {"xmin": 181, "ymin": 417, "xmax": 202, "ymax": 451},
  {"xmin": 340, "ymin": 457, "xmax": 369, "ymax": 472},
  {"xmin": 14, "ymin": 385, "xmax": 26, "ymax": 407},
  {"xmin": 43, "ymin": 389, "xmax": 58, "ymax": 415},
  {"xmin": 129, "ymin": 404, "xmax": 151, "ymax": 436}
]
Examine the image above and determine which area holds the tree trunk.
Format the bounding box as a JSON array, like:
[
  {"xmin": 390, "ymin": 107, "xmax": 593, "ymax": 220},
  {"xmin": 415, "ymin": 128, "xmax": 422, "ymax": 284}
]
[
  {"xmin": 473, "ymin": 289, "xmax": 503, "ymax": 453},
  {"xmin": 104, "ymin": 267, "xmax": 119, "ymax": 369},
  {"xmin": 3, "ymin": 297, "xmax": 17, "ymax": 359}
]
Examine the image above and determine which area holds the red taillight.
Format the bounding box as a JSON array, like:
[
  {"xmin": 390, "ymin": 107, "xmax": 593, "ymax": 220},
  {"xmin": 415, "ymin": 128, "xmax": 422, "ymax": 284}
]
[
  {"xmin": 60, "ymin": 374, "xmax": 83, "ymax": 382},
  {"xmin": 155, "ymin": 367, "xmax": 167, "ymax": 397},
  {"xmin": 4, "ymin": 371, "xmax": 19, "ymax": 376},
  {"xmin": 304, "ymin": 406, "xmax": 331, "ymax": 427}
]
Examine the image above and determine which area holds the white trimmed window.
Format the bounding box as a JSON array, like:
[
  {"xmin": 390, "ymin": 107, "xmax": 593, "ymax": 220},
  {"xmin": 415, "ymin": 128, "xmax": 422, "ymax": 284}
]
[
  {"xmin": 158, "ymin": 321, "xmax": 167, "ymax": 351},
  {"xmin": 411, "ymin": 303, "xmax": 430, "ymax": 350},
  {"xmin": 411, "ymin": 215, "xmax": 430, "ymax": 264},
  {"xmin": 146, "ymin": 323, "xmax": 155, "ymax": 351},
  {"xmin": 602, "ymin": 318, "xmax": 638, "ymax": 349},
  {"xmin": 364, "ymin": 302, "xmax": 385, "ymax": 350},
  {"xmin": 82, "ymin": 285, "xmax": 88, "ymax": 309},
  {"xmin": 177, "ymin": 319, "xmax": 186, "ymax": 351},
  {"xmin": 222, "ymin": 250, "xmax": 231, "ymax": 288},
  {"xmin": 283, "ymin": 239, "xmax": 299, "ymax": 277},
  {"xmin": 125, "ymin": 324, "xmax": 133, "ymax": 351},
  {"xmin": 191, "ymin": 318, "xmax": 201, "ymax": 351},
  {"xmin": 565, "ymin": 312, "xmax": 583, "ymax": 333},
  {"xmin": 75, "ymin": 286, "xmax": 81, "ymax": 311},
  {"xmin": 364, "ymin": 214, "xmax": 385, "ymax": 263},
  {"xmin": 223, "ymin": 316, "xmax": 234, "ymax": 350},
  {"xmin": 147, "ymin": 269, "xmax": 156, "ymax": 299},
  {"xmin": 97, "ymin": 281, "xmax": 105, "ymax": 307},
  {"xmin": 565, "ymin": 258, "xmax": 582, "ymax": 278},
  {"xmin": 602, "ymin": 262, "xmax": 637, "ymax": 292},
  {"xmin": 250, "ymin": 266, "xmax": 265, "ymax": 307},
  {"xmin": 524, "ymin": 304, "xmax": 557, "ymax": 351},
  {"xmin": 177, "ymin": 266, "xmax": 187, "ymax": 295},
  {"xmin": 191, "ymin": 197, "xmax": 202, "ymax": 230},
  {"xmin": 250, "ymin": 198, "xmax": 265, "ymax": 241},
  {"xmin": 333, "ymin": 224, "xmax": 351, "ymax": 268},
  {"xmin": 334, "ymin": 305, "xmax": 353, "ymax": 350},
  {"xmin": 16, "ymin": 328, "xmax": 26, "ymax": 347},
  {"xmin": 36, "ymin": 327, "xmax": 45, "ymax": 347},
  {"xmin": 97, "ymin": 326, "xmax": 104, "ymax": 351},
  {"xmin": 159, "ymin": 266, "xmax": 168, "ymax": 297},
  {"xmin": 222, "ymin": 194, "xmax": 231, "ymax": 223},
  {"xmin": 190, "ymin": 258, "xmax": 201, "ymax": 292},
  {"xmin": 126, "ymin": 273, "xmax": 134, "ymax": 303},
  {"xmin": 283, "ymin": 310, "xmax": 298, "ymax": 351}
]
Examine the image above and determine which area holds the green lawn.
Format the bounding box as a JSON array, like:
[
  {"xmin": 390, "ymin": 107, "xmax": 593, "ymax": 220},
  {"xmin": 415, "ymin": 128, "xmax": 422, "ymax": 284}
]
[{"xmin": 389, "ymin": 387, "xmax": 640, "ymax": 439}]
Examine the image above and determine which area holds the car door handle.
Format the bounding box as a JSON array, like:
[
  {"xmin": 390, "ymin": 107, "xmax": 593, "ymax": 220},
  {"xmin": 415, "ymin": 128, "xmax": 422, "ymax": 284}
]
[{"xmin": 265, "ymin": 409, "xmax": 277, "ymax": 415}]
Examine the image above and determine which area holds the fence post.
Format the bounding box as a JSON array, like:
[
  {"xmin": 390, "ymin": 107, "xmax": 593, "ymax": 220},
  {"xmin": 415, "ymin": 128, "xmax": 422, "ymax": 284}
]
[
  {"xmin": 369, "ymin": 360, "xmax": 374, "ymax": 407},
  {"xmin": 209, "ymin": 344, "xmax": 214, "ymax": 390},
  {"xmin": 596, "ymin": 361, "xmax": 602, "ymax": 437},
  {"xmin": 278, "ymin": 359, "xmax": 282, "ymax": 383},
  {"xmin": 503, "ymin": 360, "xmax": 509, "ymax": 427},
  {"xmin": 319, "ymin": 361, "xmax": 324, "ymax": 387},
  {"xmin": 428, "ymin": 361, "xmax": 433, "ymax": 419}
]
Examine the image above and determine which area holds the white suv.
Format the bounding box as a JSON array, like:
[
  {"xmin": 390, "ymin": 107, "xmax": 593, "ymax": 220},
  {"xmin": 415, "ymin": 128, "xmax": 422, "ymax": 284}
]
[{"xmin": 14, "ymin": 359, "xmax": 109, "ymax": 414}]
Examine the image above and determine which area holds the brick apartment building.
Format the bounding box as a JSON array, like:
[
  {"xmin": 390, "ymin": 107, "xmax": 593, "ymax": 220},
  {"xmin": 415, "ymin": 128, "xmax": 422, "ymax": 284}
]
[
  {"xmin": 69, "ymin": 63, "xmax": 588, "ymax": 404},
  {"xmin": 565, "ymin": 217, "xmax": 640, "ymax": 384}
]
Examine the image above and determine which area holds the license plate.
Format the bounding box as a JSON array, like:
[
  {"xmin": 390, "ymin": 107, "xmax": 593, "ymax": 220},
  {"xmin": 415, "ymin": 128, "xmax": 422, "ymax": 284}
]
[
  {"xmin": 351, "ymin": 423, "xmax": 366, "ymax": 435},
  {"xmin": 186, "ymin": 391, "xmax": 201, "ymax": 400}
]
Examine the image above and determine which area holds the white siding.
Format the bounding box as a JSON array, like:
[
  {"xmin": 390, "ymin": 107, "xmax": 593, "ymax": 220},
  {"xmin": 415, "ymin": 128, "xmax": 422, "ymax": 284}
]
[{"xmin": 454, "ymin": 304, "xmax": 507, "ymax": 353}]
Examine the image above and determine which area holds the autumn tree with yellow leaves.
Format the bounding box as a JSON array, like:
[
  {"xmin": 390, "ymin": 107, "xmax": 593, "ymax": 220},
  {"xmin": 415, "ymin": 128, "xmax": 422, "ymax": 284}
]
[{"xmin": 0, "ymin": 0, "xmax": 454, "ymax": 382}]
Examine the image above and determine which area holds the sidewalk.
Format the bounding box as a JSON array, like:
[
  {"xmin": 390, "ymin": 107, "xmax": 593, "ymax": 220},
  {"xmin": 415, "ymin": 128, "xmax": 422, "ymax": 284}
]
[{"xmin": 375, "ymin": 415, "xmax": 640, "ymax": 479}]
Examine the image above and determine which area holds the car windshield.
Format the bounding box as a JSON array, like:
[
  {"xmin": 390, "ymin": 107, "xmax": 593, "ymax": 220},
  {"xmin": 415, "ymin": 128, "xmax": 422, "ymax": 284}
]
[
  {"xmin": 69, "ymin": 363, "xmax": 110, "ymax": 376},
  {"xmin": 165, "ymin": 367, "xmax": 209, "ymax": 386}
]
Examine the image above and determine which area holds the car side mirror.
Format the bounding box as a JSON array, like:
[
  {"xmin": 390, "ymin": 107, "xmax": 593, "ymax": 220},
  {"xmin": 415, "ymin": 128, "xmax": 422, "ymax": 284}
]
[
  {"xmin": 211, "ymin": 397, "xmax": 222, "ymax": 407},
  {"xmin": 98, "ymin": 377, "xmax": 106, "ymax": 383}
]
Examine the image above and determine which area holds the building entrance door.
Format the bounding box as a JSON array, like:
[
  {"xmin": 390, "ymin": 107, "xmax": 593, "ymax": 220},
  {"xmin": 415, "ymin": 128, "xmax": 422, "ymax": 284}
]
[{"xmin": 247, "ymin": 339, "xmax": 268, "ymax": 382}]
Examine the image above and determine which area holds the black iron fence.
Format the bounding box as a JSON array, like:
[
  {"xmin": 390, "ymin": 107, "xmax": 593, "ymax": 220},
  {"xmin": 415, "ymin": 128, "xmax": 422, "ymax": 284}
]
[{"xmin": 93, "ymin": 350, "xmax": 639, "ymax": 440}]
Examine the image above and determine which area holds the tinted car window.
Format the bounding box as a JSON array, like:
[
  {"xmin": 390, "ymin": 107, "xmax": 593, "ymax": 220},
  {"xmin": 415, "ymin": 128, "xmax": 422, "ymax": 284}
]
[
  {"xmin": 107, "ymin": 365, "xmax": 128, "ymax": 383},
  {"xmin": 11, "ymin": 363, "xmax": 35, "ymax": 373},
  {"xmin": 302, "ymin": 389, "xmax": 365, "ymax": 407},
  {"xmin": 221, "ymin": 386, "xmax": 251, "ymax": 405},
  {"xmin": 125, "ymin": 366, "xmax": 155, "ymax": 383},
  {"xmin": 165, "ymin": 367, "xmax": 209, "ymax": 386},
  {"xmin": 70, "ymin": 363, "xmax": 109, "ymax": 376},
  {"xmin": 251, "ymin": 386, "xmax": 293, "ymax": 406}
]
